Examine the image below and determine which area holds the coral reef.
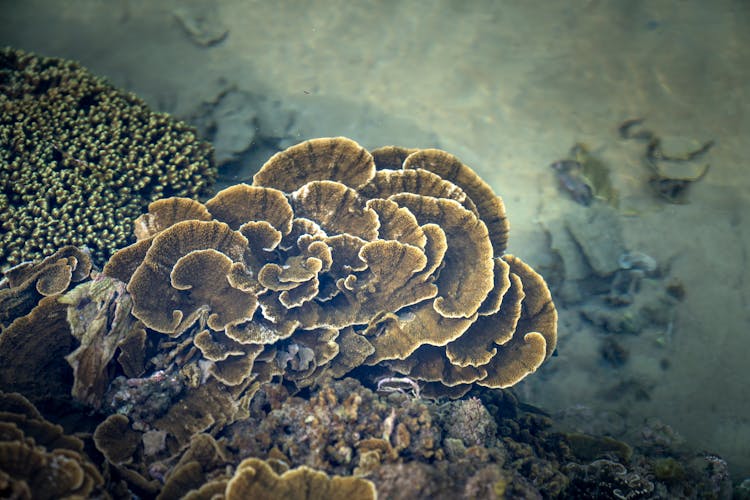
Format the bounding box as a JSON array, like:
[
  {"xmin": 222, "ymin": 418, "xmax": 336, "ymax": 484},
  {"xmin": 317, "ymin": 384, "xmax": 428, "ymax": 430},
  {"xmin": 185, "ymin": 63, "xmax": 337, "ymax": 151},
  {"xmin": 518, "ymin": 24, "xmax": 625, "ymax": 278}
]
[
  {"xmin": 0, "ymin": 367, "xmax": 739, "ymax": 498},
  {"xmin": 221, "ymin": 378, "xmax": 734, "ymax": 499},
  {"xmin": 0, "ymin": 392, "xmax": 105, "ymax": 499},
  {"xmin": 0, "ymin": 246, "xmax": 92, "ymax": 404},
  {"xmin": 2, "ymin": 120, "xmax": 738, "ymax": 497},
  {"xmin": 226, "ymin": 377, "xmax": 443, "ymax": 474},
  {"xmin": 0, "ymin": 47, "xmax": 216, "ymax": 269},
  {"xmin": 101, "ymin": 136, "xmax": 557, "ymax": 406}
]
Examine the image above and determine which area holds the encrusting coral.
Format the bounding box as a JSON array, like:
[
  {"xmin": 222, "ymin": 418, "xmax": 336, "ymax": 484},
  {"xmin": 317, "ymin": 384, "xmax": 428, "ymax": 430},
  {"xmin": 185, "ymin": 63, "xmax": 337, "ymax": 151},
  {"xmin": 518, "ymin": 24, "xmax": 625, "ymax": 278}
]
[
  {"xmin": 0, "ymin": 47, "xmax": 216, "ymax": 269},
  {"xmin": 102, "ymin": 136, "xmax": 557, "ymax": 400}
]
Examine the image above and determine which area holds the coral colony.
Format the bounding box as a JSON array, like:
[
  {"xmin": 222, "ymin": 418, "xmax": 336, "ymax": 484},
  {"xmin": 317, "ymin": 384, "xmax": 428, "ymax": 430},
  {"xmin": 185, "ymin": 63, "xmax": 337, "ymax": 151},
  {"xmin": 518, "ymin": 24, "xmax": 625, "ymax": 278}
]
[{"xmin": 2, "ymin": 49, "xmax": 734, "ymax": 498}]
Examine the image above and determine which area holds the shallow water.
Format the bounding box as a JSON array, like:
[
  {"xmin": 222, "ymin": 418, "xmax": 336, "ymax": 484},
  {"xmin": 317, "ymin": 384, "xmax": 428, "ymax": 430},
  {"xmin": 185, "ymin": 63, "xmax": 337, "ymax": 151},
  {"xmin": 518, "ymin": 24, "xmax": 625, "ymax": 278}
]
[{"xmin": 2, "ymin": 0, "xmax": 749, "ymax": 480}]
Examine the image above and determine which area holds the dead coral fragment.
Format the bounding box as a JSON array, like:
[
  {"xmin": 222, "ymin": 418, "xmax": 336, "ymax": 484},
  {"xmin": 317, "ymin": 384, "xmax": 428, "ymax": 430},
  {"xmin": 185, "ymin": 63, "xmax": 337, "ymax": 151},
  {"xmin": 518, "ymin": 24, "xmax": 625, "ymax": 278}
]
[
  {"xmin": 61, "ymin": 275, "xmax": 145, "ymax": 408},
  {"xmin": 550, "ymin": 143, "xmax": 618, "ymax": 207},
  {"xmin": 619, "ymin": 118, "xmax": 713, "ymax": 203},
  {"xmin": 103, "ymin": 137, "xmax": 556, "ymax": 394}
]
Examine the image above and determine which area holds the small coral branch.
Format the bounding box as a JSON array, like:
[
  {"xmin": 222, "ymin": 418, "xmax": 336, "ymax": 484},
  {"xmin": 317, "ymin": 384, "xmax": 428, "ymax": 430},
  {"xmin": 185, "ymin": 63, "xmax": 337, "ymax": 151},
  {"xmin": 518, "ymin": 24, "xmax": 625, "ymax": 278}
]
[
  {"xmin": 126, "ymin": 369, "xmax": 168, "ymax": 387},
  {"xmin": 376, "ymin": 376, "xmax": 421, "ymax": 399}
]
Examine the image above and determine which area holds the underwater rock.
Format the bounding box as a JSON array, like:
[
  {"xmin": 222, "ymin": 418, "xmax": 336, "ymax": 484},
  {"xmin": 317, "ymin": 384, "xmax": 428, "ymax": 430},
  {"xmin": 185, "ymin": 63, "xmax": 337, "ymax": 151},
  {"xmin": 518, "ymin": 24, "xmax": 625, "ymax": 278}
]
[
  {"xmin": 188, "ymin": 88, "xmax": 259, "ymax": 167},
  {"xmin": 188, "ymin": 87, "xmax": 295, "ymax": 169},
  {"xmin": 564, "ymin": 204, "xmax": 624, "ymax": 277},
  {"xmin": 580, "ymin": 277, "xmax": 678, "ymax": 336},
  {"xmin": 443, "ymin": 396, "xmax": 497, "ymax": 447},
  {"xmin": 541, "ymin": 201, "xmax": 627, "ymax": 304},
  {"xmin": 173, "ymin": 4, "xmax": 229, "ymax": 47}
]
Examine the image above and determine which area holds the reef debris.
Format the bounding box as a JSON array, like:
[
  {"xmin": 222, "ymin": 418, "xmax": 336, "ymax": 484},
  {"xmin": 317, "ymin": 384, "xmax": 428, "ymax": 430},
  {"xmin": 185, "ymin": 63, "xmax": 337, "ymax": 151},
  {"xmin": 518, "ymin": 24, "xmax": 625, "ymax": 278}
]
[
  {"xmin": 0, "ymin": 374, "xmax": 737, "ymax": 498},
  {"xmin": 376, "ymin": 376, "xmax": 421, "ymax": 399},
  {"xmin": 619, "ymin": 118, "xmax": 713, "ymax": 203},
  {"xmin": 61, "ymin": 274, "xmax": 146, "ymax": 408},
  {"xmin": 550, "ymin": 158, "xmax": 594, "ymax": 206}
]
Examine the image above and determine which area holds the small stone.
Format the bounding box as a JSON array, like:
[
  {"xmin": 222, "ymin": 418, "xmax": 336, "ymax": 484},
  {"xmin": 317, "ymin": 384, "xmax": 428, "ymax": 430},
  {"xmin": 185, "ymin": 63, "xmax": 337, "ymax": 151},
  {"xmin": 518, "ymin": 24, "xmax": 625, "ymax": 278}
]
[{"xmin": 142, "ymin": 430, "xmax": 168, "ymax": 457}]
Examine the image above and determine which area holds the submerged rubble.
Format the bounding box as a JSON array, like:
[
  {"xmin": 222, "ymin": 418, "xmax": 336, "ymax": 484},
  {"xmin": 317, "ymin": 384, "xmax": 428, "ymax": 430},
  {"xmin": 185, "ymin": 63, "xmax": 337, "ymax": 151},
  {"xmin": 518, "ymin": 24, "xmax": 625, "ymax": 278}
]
[{"xmin": 206, "ymin": 378, "xmax": 736, "ymax": 498}]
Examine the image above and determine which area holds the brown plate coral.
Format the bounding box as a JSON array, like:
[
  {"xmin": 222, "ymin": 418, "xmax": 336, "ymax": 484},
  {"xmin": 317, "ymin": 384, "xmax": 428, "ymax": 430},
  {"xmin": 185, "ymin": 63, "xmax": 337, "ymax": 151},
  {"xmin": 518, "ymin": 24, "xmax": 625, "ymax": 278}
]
[
  {"xmin": 0, "ymin": 392, "xmax": 105, "ymax": 499},
  {"xmin": 103, "ymin": 136, "xmax": 557, "ymax": 398}
]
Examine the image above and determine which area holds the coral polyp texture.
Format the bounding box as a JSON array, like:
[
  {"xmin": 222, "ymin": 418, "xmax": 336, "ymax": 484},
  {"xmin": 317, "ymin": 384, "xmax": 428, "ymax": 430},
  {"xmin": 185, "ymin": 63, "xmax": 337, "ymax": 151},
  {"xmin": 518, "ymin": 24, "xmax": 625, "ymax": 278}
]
[
  {"xmin": 103, "ymin": 137, "xmax": 557, "ymax": 396},
  {"xmin": 0, "ymin": 47, "xmax": 216, "ymax": 269}
]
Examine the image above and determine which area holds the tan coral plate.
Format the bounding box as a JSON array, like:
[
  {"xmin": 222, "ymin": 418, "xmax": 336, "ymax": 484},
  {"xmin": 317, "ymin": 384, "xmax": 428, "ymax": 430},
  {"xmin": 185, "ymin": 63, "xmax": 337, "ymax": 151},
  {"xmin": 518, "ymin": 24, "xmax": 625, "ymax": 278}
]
[{"xmin": 102, "ymin": 136, "xmax": 557, "ymax": 398}]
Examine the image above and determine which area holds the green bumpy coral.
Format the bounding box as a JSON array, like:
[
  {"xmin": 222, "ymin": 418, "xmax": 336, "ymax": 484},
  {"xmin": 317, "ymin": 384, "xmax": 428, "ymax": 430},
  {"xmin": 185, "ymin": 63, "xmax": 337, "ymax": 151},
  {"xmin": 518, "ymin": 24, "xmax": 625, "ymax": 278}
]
[{"xmin": 0, "ymin": 47, "xmax": 216, "ymax": 269}]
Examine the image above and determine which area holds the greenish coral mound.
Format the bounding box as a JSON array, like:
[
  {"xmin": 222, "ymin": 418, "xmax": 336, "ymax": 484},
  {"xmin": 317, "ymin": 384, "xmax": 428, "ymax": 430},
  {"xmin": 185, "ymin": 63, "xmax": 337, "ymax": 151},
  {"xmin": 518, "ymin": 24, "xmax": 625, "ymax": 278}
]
[{"xmin": 0, "ymin": 47, "xmax": 216, "ymax": 269}]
